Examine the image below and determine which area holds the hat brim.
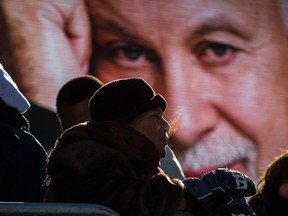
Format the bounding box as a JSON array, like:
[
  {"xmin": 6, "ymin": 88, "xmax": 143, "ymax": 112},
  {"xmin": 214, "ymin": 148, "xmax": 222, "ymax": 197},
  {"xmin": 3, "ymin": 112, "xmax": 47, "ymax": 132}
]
[{"xmin": 124, "ymin": 94, "xmax": 167, "ymax": 122}]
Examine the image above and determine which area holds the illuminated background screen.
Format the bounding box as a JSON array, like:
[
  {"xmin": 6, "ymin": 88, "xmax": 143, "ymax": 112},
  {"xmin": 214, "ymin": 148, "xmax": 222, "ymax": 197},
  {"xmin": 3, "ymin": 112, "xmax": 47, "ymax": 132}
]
[{"xmin": 1, "ymin": 0, "xmax": 288, "ymax": 181}]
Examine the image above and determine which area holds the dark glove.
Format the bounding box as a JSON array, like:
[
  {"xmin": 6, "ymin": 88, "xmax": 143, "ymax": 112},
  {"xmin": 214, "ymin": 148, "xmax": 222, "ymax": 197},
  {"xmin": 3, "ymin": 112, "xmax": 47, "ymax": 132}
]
[
  {"xmin": 200, "ymin": 168, "xmax": 256, "ymax": 216},
  {"xmin": 228, "ymin": 196, "xmax": 256, "ymax": 216},
  {"xmin": 219, "ymin": 196, "xmax": 256, "ymax": 216},
  {"xmin": 183, "ymin": 168, "xmax": 257, "ymax": 216},
  {"xmin": 200, "ymin": 168, "xmax": 256, "ymax": 197},
  {"xmin": 183, "ymin": 177, "xmax": 217, "ymax": 215}
]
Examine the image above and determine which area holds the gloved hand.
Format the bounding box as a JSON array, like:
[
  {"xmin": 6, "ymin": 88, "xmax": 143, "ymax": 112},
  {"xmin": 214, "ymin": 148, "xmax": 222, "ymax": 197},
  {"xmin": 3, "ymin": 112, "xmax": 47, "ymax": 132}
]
[
  {"xmin": 183, "ymin": 168, "xmax": 256, "ymax": 216},
  {"xmin": 200, "ymin": 168, "xmax": 256, "ymax": 197},
  {"xmin": 182, "ymin": 177, "xmax": 218, "ymax": 215},
  {"xmin": 224, "ymin": 196, "xmax": 256, "ymax": 216}
]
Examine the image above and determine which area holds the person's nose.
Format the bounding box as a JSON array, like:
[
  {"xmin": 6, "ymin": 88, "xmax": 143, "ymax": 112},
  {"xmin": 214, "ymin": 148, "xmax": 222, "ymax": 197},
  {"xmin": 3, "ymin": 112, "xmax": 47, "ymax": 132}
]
[
  {"xmin": 161, "ymin": 52, "xmax": 220, "ymax": 147},
  {"xmin": 161, "ymin": 116, "xmax": 171, "ymax": 134}
]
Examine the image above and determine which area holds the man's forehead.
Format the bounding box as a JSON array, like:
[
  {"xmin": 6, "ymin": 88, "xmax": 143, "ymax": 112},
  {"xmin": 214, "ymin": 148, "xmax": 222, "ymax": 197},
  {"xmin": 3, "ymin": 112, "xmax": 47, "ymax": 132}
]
[
  {"xmin": 89, "ymin": 0, "xmax": 280, "ymax": 14},
  {"xmin": 90, "ymin": 0, "xmax": 282, "ymax": 36}
]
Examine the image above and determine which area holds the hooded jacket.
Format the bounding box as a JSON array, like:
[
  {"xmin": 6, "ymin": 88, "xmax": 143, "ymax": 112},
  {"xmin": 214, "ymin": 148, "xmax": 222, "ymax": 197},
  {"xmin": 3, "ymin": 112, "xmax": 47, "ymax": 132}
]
[{"xmin": 45, "ymin": 121, "xmax": 185, "ymax": 216}]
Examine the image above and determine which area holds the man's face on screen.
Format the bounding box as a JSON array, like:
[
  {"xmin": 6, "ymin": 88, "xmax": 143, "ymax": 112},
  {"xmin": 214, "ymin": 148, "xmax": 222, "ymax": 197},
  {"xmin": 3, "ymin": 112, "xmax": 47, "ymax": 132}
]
[{"xmin": 87, "ymin": 0, "xmax": 288, "ymax": 180}]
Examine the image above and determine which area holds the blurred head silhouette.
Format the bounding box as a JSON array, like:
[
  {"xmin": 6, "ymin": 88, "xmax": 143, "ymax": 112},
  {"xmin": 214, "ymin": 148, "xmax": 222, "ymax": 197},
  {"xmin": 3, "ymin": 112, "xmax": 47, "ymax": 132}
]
[{"xmin": 56, "ymin": 75, "xmax": 103, "ymax": 131}]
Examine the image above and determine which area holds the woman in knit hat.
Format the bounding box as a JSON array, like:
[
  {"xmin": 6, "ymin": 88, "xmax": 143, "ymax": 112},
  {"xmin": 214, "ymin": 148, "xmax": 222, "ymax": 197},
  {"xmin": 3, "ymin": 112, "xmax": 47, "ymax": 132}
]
[{"xmin": 45, "ymin": 78, "xmax": 256, "ymax": 216}]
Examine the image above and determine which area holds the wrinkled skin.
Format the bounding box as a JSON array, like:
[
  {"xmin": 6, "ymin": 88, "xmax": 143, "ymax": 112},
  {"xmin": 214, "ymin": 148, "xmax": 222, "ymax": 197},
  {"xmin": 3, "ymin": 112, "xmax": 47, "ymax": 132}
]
[
  {"xmin": 86, "ymin": 0, "xmax": 288, "ymax": 180},
  {"xmin": 0, "ymin": 0, "xmax": 91, "ymax": 111},
  {"xmin": 1, "ymin": 0, "xmax": 288, "ymax": 181}
]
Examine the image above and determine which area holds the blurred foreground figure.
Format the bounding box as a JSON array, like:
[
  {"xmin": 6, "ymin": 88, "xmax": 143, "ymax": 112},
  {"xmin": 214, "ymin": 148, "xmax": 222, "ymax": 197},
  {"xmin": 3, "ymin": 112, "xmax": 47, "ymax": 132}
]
[
  {"xmin": 0, "ymin": 64, "xmax": 47, "ymax": 202},
  {"xmin": 56, "ymin": 75, "xmax": 104, "ymax": 131}
]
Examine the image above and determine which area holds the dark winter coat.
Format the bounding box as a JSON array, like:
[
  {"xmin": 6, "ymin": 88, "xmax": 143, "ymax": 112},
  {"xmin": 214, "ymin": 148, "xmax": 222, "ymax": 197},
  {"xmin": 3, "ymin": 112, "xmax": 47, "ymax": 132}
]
[
  {"xmin": 45, "ymin": 121, "xmax": 185, "ymax": 216},
  {"xmin": 0, "ymin": 99, "xmax": 47, "ymax": 202}
]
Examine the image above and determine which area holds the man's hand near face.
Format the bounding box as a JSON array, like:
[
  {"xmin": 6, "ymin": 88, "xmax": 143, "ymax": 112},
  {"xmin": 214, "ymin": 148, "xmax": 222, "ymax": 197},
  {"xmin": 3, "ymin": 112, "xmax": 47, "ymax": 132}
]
[{"xmin": 0, "ymin": 0, "xmax": 91, "ymax": 111}]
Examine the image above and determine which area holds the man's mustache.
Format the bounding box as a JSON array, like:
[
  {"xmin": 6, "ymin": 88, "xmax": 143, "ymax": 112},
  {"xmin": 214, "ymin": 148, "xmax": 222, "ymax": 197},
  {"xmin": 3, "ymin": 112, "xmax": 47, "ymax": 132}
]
[{"xmin": 171, "ymin": 131, "xmax": 258, "ymax": 180}]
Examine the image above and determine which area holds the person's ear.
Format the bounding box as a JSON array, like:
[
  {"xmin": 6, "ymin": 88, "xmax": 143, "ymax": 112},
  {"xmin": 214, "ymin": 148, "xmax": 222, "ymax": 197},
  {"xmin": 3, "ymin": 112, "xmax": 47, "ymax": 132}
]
[{"xmin": 279, "ymin": 180, "xmax": 288, "ymax": 200}]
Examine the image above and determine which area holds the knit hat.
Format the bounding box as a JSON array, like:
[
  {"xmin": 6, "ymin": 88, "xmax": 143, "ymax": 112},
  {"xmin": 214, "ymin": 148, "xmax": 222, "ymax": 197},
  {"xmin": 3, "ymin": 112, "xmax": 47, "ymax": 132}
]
[
  {"xmin": 89, "ymin": 78, "xmax": 166, "ymax": 122},
  {"xmin": 0, "ymin": 64, "xmax": 30, "ymax": 113}
]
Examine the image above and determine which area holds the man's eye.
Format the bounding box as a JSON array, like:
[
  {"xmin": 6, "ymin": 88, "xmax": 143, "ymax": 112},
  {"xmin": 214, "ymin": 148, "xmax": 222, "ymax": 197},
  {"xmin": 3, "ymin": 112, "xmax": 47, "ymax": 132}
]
[
  {"xmin": 195, "ymin": 42, "xmax": 237, "ymax": 66},
  {"xmin": 121, "ymin": 45, "xmax": 143, "ymax": 60},
  {"xmin": 104, "ymin": 43, "xmax": 154, "ymax": 69},
  {"xmin": 209, "ymin": 43, "xmax": 230, "ymax": 56},
  {"xmin": 102, "ymin": 42, "xmax": 160, "ymax": 70},
  {"xmin": 111, "ymin": 44, "xmax": 144, "ymax": 61}
]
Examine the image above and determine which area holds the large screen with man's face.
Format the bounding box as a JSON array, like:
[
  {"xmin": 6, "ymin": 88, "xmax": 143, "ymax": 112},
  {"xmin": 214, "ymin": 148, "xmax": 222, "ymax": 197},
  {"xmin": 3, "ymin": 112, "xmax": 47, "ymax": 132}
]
[{"xmin": 1, "ymin": 0, "xmax": 288, "ymax": 181}]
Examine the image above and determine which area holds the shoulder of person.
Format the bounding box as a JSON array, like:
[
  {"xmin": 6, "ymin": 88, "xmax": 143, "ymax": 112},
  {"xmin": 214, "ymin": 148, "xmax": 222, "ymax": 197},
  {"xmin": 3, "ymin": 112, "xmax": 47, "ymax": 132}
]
[
  {"xmin": 49, "ymin": 139, "xmax": 129, "ymax": 166},
  {"xmin": 0, "ymin": 121, "xmax": 47, "ymax": 156},
  {"xmin": 0, "ymin": 121, "xmax": 29, "ymax": 145},
  {"xmin": 47, "ymin": 139, "xmax": 133, "ymax": 183}
]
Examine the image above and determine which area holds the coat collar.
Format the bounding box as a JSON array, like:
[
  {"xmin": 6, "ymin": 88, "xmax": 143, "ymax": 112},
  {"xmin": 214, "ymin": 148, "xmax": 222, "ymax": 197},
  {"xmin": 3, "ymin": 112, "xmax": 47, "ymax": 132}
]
[{"xmin": 57, "ymin": 121, "xmax": 161, "ymax": 168}]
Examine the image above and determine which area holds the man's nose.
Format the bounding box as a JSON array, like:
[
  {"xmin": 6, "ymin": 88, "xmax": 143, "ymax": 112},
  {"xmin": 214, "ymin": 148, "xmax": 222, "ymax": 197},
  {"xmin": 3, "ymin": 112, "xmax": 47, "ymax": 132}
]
[{"xmin": 161, "ymin": 54, "xmax": 220, "ymax": 147}]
